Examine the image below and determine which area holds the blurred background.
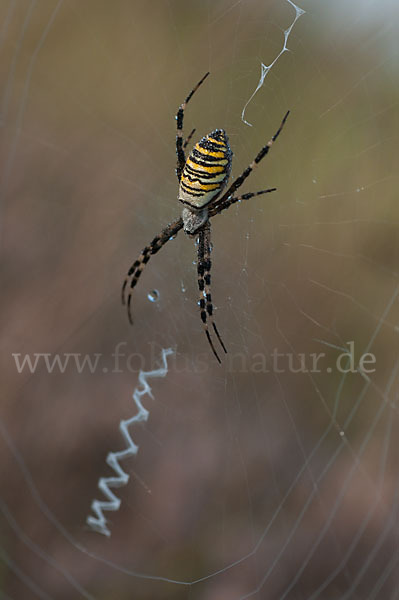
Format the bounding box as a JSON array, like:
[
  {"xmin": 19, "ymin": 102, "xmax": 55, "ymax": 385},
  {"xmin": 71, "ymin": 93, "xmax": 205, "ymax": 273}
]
[{"xmin": 1, "ymin": 0, "xmax": 399, "ymax": 598}]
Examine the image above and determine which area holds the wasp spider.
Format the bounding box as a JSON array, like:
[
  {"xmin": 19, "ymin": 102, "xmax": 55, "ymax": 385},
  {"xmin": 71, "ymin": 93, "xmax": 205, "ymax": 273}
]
[{"xmin": 122, "ymin": 72, "xmax": 289, "ymax": 363}]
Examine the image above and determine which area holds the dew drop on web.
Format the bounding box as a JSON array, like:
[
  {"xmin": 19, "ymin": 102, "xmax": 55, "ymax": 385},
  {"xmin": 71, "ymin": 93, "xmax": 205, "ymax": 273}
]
[{"xmin": 147, "ymin": 289, "xmax": 160, "ymax": 303}]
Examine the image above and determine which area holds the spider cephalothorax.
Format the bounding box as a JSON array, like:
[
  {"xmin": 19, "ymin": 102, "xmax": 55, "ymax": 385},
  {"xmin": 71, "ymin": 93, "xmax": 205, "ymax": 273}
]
[{"xmin": 122, "ymin": 72, "xmax": 289, "ymax": 362}]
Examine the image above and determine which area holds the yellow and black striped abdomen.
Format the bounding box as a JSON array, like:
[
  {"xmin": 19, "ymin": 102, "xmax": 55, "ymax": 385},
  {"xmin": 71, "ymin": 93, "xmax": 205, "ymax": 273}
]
[{"xmin": 179, "ymin": 129, "xmax": 232, "ymax": 209}]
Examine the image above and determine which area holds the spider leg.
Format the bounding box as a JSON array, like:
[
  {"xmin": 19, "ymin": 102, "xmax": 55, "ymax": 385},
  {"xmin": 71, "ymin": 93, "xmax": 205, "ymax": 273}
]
[
  {"xmin": 122, "ymin": 218, "xmax": 183, "ymax": 324},
  {"xmin": 203, "ymin": 224, "xmax": 227, "ymax": 354},
  {"xmin": 209, "ymin": 188, "xmax": 276, "ymax": 218},
  {"xmin": 197, "ymin": 222, "xmax": 227, "ymax": 363},
  {"xmin": 183, "ymin": 128, "xmax": 196, "ymax": 150},
  {"xmin": 176, "ymin": 72, "xmax": 210, "ymax": 181},
  {"xmin": 212, "ymin": 110, "xmax": 289, "ymax": 211}
]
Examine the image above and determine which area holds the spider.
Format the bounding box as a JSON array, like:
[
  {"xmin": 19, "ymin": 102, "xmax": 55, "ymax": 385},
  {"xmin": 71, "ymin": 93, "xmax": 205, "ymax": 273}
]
[{"xmin": 122, "ymin": 72, "xmax": 289, "ymax": 363}]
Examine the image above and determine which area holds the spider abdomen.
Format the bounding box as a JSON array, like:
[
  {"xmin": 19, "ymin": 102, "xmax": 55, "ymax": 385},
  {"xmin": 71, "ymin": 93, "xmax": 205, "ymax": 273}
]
[{"xmin": 179, "ymin": 129, "xmax": 232, "ymax": 209}]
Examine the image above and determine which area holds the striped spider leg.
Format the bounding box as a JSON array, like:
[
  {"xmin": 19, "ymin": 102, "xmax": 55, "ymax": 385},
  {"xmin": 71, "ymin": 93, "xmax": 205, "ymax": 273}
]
[
  {"xmin": 197, "ymin": 222, "xmax": 227, "ymax": 363},
  {"xmin": 176, "ymin": 71, "xmax": 210, "ymax": 181},
  {"xmin": 121, "ymin": 218, "xmax": 183, "ymax": 324}
]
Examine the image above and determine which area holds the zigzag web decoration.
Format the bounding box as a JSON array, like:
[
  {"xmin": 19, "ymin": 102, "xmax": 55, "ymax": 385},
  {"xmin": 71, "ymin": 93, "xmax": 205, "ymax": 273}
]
[
  {"xmin": 241, "ymin": 0, "xmax": 305, "ymax": 126},
  {"xmin": 86, "ymin": 347, "xmax": 174, "ymax": 537}
]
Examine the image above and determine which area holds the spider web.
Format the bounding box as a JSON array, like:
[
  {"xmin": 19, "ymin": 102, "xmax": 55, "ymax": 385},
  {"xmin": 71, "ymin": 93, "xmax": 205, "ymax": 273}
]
[{"xmin": 1, "ymin": 0, "xmax": 399, "ymax": 598}]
